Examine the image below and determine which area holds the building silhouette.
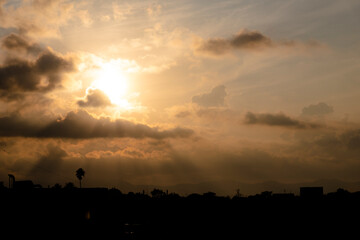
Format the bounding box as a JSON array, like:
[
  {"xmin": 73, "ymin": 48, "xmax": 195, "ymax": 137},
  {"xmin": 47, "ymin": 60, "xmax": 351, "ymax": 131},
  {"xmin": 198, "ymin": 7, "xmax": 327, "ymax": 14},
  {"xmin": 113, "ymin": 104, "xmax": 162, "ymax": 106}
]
[
  {"xmin": 300, "ymin": 187, "xmax": 323, "ymax": 198},
  {"xmin": 8, "ymin": 174, "xmax": 41, "ymax": 190}
]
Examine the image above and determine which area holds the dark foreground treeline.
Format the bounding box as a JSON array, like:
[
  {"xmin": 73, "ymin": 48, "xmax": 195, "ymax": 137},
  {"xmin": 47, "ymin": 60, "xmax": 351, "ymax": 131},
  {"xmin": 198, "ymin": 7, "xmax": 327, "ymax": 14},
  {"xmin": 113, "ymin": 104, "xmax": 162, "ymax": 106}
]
[{"xmin": 0, "ymin": 187, "xmax": 359, "ymax": 238}]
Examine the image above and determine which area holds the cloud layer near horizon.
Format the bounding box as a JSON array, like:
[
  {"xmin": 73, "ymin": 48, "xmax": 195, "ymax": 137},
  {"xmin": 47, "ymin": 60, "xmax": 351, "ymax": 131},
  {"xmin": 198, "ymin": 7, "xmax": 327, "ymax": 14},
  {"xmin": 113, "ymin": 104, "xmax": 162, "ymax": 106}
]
[
  {"xmin": 0, "ymin": 110, "xmax": 194, "ymax": 139},
  {"xmin": 2, "ymin": 124, "xmax": 360, "ymax": 192}
]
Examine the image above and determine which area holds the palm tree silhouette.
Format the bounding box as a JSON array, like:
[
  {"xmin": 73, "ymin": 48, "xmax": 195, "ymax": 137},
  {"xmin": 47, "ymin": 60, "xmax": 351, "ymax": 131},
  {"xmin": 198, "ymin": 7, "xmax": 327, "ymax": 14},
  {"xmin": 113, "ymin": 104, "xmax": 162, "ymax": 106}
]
[{"xmin": 76, "ymin": 168, "xmax": 85, "ymax": 188}]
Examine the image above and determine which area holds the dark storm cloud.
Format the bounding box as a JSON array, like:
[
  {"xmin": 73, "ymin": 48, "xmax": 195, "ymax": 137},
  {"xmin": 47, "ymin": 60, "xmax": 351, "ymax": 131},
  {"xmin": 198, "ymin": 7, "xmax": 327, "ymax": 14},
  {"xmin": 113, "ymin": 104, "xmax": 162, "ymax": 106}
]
[
  {"xmin": 302, "ymin": 102, "xmax": 334, "ymax": 116},
  {"xmin": 36, "ymin": 50, "xmax": 73, "ymax": 74},
  {"xmin": 197, "ymin": 30, "xmax": 272, "ymax": 55},
  {"xmin": 0, "ymin": 34, "xmax": 74, "ymax": 101},
  {"xmin": 0, "ymin": 113, "xmax": 45, "ymax": 137},
  {"xmin": 1, "ymin": 33, "xmax": 42, "ymax": 55},
  {"xmin": 192, "ymin": 85, "xmax": 227, "ymax": 107},
  {"xmin": 0, "ymin": 50, "xmax": 74, "ymax": 94},
  {"xmin": 0, "ymin": 110, "xmax": 194, "ymax": 139},
  {"xmin": 39, "ymin": 110, "xmax": 194, "ymax": 139},
  {"xmin": 0, "ymin": 91, "xmax": 26, "ymax": 101},
  {"xmin": 244, "ymin": 112, "xmax": 320, "ymax": 129},
  {"xmin": 77, "ymin": 88, "xmax": 112, "ymax": 107}
]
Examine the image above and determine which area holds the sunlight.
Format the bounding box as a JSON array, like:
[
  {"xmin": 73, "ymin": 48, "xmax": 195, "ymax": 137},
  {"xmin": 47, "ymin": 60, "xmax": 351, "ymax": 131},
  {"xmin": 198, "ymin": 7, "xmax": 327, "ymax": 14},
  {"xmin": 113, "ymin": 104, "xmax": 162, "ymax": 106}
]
[{"xmin": 92, "ymin": 61, "xmax": 131, "ymax": 108}]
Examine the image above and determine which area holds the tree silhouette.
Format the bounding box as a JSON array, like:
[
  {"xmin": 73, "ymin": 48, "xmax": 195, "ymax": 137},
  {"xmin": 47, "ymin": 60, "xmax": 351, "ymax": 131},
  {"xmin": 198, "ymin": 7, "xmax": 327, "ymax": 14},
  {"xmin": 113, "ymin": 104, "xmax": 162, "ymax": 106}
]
[
  {"xmin": 76, "ymin": 168, "xmax": 85, "ymax": 188},
  {"xmin": 151, "ymin": 188, "xmax": 165, "ymax": 198},
  {"xmin": 64, "ymin": 182, "xmax": 75, "ymax": 189},
  {"xmin": 52, "ymin": 183, "xmax": 62, "ymax": 189}
]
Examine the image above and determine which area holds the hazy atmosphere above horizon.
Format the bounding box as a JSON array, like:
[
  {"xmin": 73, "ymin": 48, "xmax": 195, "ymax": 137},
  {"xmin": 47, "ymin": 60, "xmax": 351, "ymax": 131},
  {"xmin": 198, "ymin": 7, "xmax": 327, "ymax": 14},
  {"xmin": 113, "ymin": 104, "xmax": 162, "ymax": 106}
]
[{"xmin": 1, "ymin": 0, "xmax": 360, "ymax": 192}]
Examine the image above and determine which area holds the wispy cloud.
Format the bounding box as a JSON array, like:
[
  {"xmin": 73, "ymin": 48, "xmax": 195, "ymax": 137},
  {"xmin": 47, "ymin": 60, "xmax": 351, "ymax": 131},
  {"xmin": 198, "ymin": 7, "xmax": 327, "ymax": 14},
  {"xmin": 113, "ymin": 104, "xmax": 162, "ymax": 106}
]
[
  {"xmin": 1, "ymin": 33, "xmax": 42, "ymax": 56},
  {"xmin": 197, "ymin": 30, "xmax": 271, "ymax": 56},
  {"xmin": 113, "ymin": 2, "xmax": 133, "ymax": 21},
  {"xmin": 302, "ymin": 102, "xmax": 334, "ymax": 116},
  {"xmin": 0, "ymin": 0, "xmax": 75, "ymax": 38},
  {"xmin": 147, "ymin": 3, "xmax": 162, "ymax": 17},
  {"xmin": 196, "ymin": 29, "xmax": 320, "ymax": 56},
  {"xmin": 244, "ymin": 112, "xmax": 321, "ymax": 129},
  {"xmin": 192, "ymin": 85, "xmax": 227, "ymax": 107}
]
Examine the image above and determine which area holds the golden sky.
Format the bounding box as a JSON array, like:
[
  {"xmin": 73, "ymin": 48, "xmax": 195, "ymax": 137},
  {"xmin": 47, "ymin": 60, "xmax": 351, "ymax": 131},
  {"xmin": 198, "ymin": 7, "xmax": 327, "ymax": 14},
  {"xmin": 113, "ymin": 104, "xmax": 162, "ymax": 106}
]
[{"xmin": 1, "ymin": 0, "xmax": 360, "ymax": 193}]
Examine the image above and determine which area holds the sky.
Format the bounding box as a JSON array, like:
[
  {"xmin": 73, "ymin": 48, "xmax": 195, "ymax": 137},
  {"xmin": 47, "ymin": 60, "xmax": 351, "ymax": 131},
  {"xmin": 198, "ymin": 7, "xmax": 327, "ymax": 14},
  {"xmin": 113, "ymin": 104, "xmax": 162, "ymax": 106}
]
[{"xmin": 0, "ymin": 0, "xmax": 360, "ymax": 193}]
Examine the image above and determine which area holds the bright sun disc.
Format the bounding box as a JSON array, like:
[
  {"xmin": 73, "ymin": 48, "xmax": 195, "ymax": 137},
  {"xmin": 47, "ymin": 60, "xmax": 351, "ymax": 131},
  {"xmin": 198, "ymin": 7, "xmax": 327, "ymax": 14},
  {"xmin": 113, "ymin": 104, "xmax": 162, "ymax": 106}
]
[{"xmin": 93, "ymin": 62, "xmax": 130, "ymax": 108}]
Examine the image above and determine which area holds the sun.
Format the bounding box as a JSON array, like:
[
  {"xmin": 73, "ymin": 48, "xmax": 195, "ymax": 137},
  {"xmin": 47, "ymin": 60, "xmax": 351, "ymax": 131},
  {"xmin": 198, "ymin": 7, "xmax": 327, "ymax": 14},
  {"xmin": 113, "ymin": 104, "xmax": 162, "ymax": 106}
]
[{"xmin": 92, "ymin": 61, "xmax": 130, "ymax": 108}]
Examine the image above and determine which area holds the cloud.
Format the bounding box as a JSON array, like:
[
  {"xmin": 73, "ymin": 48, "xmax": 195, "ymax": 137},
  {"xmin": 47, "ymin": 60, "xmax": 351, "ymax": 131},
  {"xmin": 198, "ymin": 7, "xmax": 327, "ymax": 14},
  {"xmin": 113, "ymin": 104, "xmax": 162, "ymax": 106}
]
[
  {"xmin": 196, "ymin": 29, "xmax": 319, "ymax": 56},
  {"xmin": 0, "ymin": 0, "xmax": 75, "ymax": 38},
  {"xmin": 0, "ymin": 91, "xmax": 27, "ymax": 102},
  {"xmin": 175, "ymin": 111, "xmax": 192, "ymax": 118},
  {"xmin": 196, "ymin": 108, "xmax": 239, "ymax": 122},
  {"xmin": 230, "ymin": 30, "xmax": 271, "ymax": 48},
  {"xmin": 0, "ymin": 113, "xmax": 45, "ymax": 137},
  {"xmin": 77, "ymin": 10, "xmax": 93, "ymax": 27},
  {"xmin": 77, "ymin": 88, "xmax": 112, "ymax": 108},
  {"xmin": 30, "ymin": 143, "xmax": 68, "ymax": 180},
  {"xmin": 244, "ymin": 112, "xmax": 321, "ymax": 129},
  {"xmin": 147, "ymin": 4, "xmax": 162, "ymax": 17},
  {"xmin": 0, "ymin": 0, "xmax": 4, "ymax": 14},
  {"xmin": 302, "ymin": 102, "xmax": 334, "ymax": 116},
  {"xmin": 0, "ymin": 110, "xmax": 194, "ymax": 139},
  {"xmin": 0, "ymin": 91, "xmax": 54, "ymax": 119},
  {"xmin": 112, "ymin": 2, "xmax": 132, "ymax": 21},
  {"xmin": 0, "ymin": 51, "xmax": 73, "ymax": 92},
  {"xmin": 340, "ymin": 129, "xmax": 360, "ymax": 151},
  {"xmin": 3, "ymin": 125, "xmax": 360, "ymax": 193},
  {"xmin": 292, "ymin": 127, "xmax": 360, "ymax": 167},
  {"xmin": 1, "ymin": 33, "xmax": 43, "ymax": 55},
  {"xmin": 196, "ymin": 30, "xmax": 272, "ymax": 56},
  {"xmin": 0, "ymin": 34, "xmax": 74, "ymax": 100},
  {"xmin": 192, "ymin": 85, "xmax": 227, "ymax": 107}
]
